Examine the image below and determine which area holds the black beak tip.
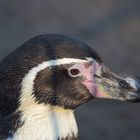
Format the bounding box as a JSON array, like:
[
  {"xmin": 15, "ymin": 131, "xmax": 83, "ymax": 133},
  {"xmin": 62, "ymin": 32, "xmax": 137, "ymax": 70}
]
[
  {"xmin": 124, "ymin": 76, "xmax": 140, "ymax": 103},
  {"xmin": 126, "ymin": 98, "xmax": 140, "ymax": 103},
  {"xmin": 126, "ymin": 92, "xmax": 140, "ymax": 103}
]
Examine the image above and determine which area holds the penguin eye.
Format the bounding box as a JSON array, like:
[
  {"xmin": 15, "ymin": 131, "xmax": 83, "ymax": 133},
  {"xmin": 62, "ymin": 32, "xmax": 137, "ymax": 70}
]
[{"xmin": 69, "ymin": 68, "xmax": 80, "ymax": 76}]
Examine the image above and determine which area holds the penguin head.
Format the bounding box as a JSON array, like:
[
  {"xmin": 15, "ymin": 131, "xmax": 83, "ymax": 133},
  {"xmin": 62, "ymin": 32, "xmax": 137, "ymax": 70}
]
[
  {"xmin": 18, "ymin": 35, "xmax": 103, "ymax": 110},
  {"xmin": 0, "ymin": 34, "xmax": 140, "ymax": 115}
]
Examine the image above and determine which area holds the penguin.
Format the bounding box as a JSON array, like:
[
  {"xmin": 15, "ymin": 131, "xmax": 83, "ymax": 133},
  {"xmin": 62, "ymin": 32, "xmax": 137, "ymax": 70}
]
[{"xmin": 0, "ymin": 34, "xmax": 139, "ymax": 140}]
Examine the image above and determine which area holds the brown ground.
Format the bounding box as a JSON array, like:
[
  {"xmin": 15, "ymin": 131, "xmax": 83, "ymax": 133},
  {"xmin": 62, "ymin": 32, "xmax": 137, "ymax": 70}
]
[{"xmin": 0, "ymin": 0, "xmax": 140, "ymax": 139}]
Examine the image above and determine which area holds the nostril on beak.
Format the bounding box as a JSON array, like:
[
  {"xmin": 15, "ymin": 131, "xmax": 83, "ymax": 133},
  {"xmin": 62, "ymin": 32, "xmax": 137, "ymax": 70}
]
[
  {"xmin": 125, "ymin": 77, "xmax": 140, "ymax": 92},
  {"xmin": 119, "ymin": 80, "xmax": 137, "ymax": 94},
  {"xmin": 125, "ymin": 77, "xmax": 137, "ymax": 89},
  {"xmin": 94, "ymin": 74, "xmax": 101, "ymax": 79},
  {"xmin": 119, "ymin": 80, "xmax": 130, "ymax": 89}
]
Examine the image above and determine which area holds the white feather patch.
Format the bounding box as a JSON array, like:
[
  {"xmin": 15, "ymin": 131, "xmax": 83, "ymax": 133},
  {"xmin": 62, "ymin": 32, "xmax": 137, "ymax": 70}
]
[{"xmin": 13, "ymin": 105, "xmax": 78, "ymax": 140}]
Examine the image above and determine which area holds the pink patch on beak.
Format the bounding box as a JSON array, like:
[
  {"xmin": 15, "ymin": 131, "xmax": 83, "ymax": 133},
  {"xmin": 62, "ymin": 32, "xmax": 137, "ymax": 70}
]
[
  {"xmin": 82, "ymin": 61, "xmax": 109, "ymax": 98},
  {"xmin": 82, "ymin": 80, "xmax": 109, "ymax": 98},
  {"xmin": 82, "ymin": 80, "xmax": 97, "ymax": 95}
]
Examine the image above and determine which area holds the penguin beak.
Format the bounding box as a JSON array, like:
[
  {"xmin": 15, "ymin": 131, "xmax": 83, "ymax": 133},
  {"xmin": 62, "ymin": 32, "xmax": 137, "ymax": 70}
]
[{"xmin": 95, "ymin": 65, "xmax": 140, "ymax": 102}]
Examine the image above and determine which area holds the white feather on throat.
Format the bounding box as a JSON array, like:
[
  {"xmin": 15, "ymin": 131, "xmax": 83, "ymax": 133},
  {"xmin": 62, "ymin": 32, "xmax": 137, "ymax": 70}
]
[
  {"xmin": 13, "ymin": 57, "xmax": 94, "ymax": 140},
  {"xmin": 13, "ymin": 105, "xmax": 77, "ymax": 140}
]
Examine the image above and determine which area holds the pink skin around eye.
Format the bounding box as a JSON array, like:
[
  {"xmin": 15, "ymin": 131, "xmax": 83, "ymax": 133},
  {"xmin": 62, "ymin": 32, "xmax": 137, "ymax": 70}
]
[{"xmin": 81, "ymin": 61, "xmax": 109, "ymax": 98}]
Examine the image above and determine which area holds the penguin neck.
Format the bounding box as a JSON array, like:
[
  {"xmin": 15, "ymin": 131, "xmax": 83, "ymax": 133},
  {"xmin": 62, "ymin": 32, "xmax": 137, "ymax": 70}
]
[{"xmin": 14, "ymin": 104, "xmax": 78, "ymax": 140}]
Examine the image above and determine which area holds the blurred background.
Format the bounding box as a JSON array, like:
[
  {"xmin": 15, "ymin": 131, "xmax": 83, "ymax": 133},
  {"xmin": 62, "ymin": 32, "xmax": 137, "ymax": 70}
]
[{"xmin": 0, "ymin": 0, "xmax": 140, "ymax": 139}]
